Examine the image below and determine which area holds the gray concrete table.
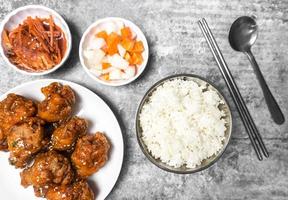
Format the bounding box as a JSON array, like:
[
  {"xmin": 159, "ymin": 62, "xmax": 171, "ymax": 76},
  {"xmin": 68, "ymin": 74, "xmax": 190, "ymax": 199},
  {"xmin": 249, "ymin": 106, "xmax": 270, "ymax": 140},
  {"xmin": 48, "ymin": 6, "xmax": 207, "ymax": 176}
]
[{"xmin": 0, "ymin": 0, "xmax": 287, "ymax": 199}]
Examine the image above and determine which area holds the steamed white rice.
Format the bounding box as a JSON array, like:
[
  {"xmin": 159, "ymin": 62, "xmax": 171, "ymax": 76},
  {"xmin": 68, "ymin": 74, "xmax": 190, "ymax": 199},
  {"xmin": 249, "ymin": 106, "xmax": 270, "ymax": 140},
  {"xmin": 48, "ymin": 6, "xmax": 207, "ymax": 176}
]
[{"xmin": 139, "ymin": 78, "xmax": 227, "ymax": 168}]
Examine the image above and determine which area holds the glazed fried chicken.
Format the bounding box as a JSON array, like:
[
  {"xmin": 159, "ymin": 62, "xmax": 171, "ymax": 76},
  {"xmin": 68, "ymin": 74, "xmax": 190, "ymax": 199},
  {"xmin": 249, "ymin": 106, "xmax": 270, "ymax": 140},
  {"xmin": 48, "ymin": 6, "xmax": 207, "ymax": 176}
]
[
  {"xmin": 38, "ymin": 82, "xmax": 75, "ymax": 123},
  {"xmin": 51, "ymin": 116, "xmax": 88, "ymax": 151},
  {"xmin": 71, "ymin": 132, "xmax": 110, "ymax": 178},
  {"xmin": 0, "ymin": 94, "xmax": 37, "ymax": 150},
  {"xmin": 0, "ymin": 82, "xmax": 111, "ymax": 199},
  {"xmin": 7, "ymin": 117, "xmax": 45, "ymax": 168},
  {"xmin": 45, "ymin": 180, "xmax": 94, "ymax": 200},
  {"xmin": 20, "ymin": 151, "xmax": 74, "ymax": 189}
]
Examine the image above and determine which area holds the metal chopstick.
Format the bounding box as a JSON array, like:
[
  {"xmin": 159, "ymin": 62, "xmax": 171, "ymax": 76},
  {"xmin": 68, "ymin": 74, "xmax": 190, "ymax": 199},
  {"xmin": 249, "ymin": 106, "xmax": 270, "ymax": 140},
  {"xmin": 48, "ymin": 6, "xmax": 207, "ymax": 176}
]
[
  {"xmin": 198, "ymin": 18, "xmax": 269, "ymax": 160},
  {"xmin": 198, "ymin": 20, "xmax": 262, "ymax": 160},
  {"xmin": 200, "ymin": 18, "xmax": 269, "ymax": 158}
]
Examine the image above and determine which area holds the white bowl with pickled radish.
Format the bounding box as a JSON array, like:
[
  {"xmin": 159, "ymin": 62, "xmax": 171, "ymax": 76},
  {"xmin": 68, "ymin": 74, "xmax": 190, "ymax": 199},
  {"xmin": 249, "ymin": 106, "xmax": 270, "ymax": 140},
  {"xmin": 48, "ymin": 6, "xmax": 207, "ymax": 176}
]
[{"xmin": 79, "ymin": 17, "xmax": 149, "ymax": 86}]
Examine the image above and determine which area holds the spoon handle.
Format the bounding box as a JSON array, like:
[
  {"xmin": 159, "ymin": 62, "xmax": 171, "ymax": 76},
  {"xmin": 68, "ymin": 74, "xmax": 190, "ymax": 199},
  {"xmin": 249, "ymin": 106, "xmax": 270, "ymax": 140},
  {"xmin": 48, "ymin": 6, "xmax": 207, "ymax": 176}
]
[{"xmin": 246, "ymin": 50, "xmax": 285, "ymax": 124}]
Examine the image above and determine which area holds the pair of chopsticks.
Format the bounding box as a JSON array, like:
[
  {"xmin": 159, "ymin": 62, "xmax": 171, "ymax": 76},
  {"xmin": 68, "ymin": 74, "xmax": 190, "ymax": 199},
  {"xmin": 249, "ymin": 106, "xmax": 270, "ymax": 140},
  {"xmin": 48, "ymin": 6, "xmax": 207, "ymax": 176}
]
[{"xmin": 198, "ymin": 18, "xmax": 269, "ymax": 160}]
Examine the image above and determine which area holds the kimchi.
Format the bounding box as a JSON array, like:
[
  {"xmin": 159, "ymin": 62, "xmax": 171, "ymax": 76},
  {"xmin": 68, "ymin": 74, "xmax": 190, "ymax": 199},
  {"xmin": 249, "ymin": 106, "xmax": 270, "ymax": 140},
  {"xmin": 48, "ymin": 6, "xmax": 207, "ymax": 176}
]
[{"xmin": 2, "ymin": 15, "xmax": 67, "ymax": 72}]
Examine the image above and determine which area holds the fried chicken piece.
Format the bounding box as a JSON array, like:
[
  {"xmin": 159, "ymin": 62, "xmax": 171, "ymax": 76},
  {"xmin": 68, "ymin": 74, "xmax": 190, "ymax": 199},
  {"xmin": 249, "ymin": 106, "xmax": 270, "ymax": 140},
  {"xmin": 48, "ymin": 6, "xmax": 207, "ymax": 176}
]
[
  {"xmin": 38, "ymin": 82, "xmax": 75, "ymax": 123},
  {"xmin": 7, "ymin": 117, "xmax": 45, "ymax": 168},
  {"xmin": 0, "ymin": 94, "xmax": 37, "ymax": 150},
  {"xmin": 45, "ymin": 180, "xmax": 95, "ymax": 200},
  {"xmin": 71, "ymin": 132, "xmax": 110, "ymax": 178},
  {"xmin": 33, "ymin": 185, "xmax": 51, "ymax": 198},
  {"xmin": 51, "ymin": 116, "xmax": 88, "ymax": 151},
  {"xmin": 20, "ymin": 151, "xmax": 74, "ymax": 188}
]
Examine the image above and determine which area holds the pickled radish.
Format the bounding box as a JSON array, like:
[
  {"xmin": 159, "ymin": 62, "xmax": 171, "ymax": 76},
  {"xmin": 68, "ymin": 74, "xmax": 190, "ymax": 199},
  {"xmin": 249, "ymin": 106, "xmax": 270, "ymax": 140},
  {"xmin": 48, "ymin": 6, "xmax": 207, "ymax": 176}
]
[
  {"xmin": 96, "ymin": 31, "xmax": 108, "ymax": 41},
  {"xmin": 91, "ymin": 66, "xmax": 114, "ymax": 77},
  {"xmin": 102, "ymin": 62, "xmax": 111, "ymax": 70},
  {"xmin": 123, "ymin": 52, "xmax": 131, "ymax": 62},
  {"xmin": 108, "ymin": 54, "xmax": 129, "ymax": 70},
  {"xmin": 121, "ymin": 38, "xmax": 135, "ymax": 52},
  {"xmin": 100, "ymin": 21, "xmax": 117, "ymax": 34},
  {"xmin": 84, "ymin": 21, "xmax": 145, "ymax": 83},
  {"xmin": 124, "ymin": 65, "xmax": 136, "ymax": 79},
  {"xmin": 90, "ymin": 68, "xmax": 102, "ymax": 76},
  {"xmin": 121, "ymin": 27, "xmax": 132, "ymax": 39},
  {"xmin": 87, "ymin": 37, "xmax": 106, "ymax": 50},
  {"xmin": 130, "ymin": 53, "xmax": 143, "ymax": 65},
  {"xmin": 132, "ymin": 41, "xmax": 144, "ymax": 53},
  {"xmin": 106, "ymin": 32, "xmax": 120, "ymax": 55},
  {"xmin": 117, "ymin": 44, "xmax": 126, "ymax": 57},
  {"xmin": 109, "ymin": 69, "xmax": 124, "ymax": 80},
  {"xmin": 83, "ymin": 49, "xmax": 105, "ymax": 67},
  {"xmin": 131, "ymin": 29, "xmax": 137, "ymax": 40},
  {"xmin": 100, "ymin": 73, "xmax": 110, "ymax": 81}
]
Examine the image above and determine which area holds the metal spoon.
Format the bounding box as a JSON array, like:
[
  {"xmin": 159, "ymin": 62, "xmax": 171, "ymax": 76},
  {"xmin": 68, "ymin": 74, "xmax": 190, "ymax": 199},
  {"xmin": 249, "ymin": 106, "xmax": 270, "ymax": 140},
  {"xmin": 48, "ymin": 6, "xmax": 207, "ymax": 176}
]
[{"xmin": 229, "ymin": 16, "xmax": 285, "ymax": 125}]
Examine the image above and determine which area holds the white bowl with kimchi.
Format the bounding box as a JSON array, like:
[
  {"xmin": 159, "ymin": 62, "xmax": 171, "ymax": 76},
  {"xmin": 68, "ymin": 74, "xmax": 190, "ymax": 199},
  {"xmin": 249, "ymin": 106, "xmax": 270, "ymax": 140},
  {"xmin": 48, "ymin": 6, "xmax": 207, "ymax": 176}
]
[
  {"xmin": 79, "ymin": 17, "xmax": 149, "ymax": 86},
  {"xmin": 0, "ymin": 5, "xmax": 72, "ymax": 75}
]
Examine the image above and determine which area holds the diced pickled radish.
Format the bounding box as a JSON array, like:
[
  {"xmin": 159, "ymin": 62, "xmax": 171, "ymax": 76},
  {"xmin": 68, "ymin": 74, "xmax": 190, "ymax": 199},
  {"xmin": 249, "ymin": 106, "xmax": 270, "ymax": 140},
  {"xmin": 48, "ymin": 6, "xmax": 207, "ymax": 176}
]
[
  {"xmin": 90, "ymin": 66, "xmax": 114, "ymax": 77},
  {"xmin": 94, "ymin": 64, "xmax": 102, "ymax": 70},
  {"xmin": 100, "ymin": 73, "xmax": 110, "ymax": 81},
  {"xmin": 121, "ymin": 38, "xmax": 135, "ymax": 51},
  {"xmin": 83, "ymin": 49, "xmax": 94, "ymax": 60},
  {"xmin": 103, "ymin": 67, "xmax": 115, "ymax": 74},
  {"xmin": 96, "ymin": 31, "xmax": 108, "ymax": 41},
  {"xmin": 90, "ymin": 68, "xmax": 102, "ymax": 76},
  {"xmin": 98, "ymin": 21, "xmax": 117, "ymax": 34},
  {"xmin": 84, "ymin": 21, "xmax": 145, "ymax": 82},
  {"xmin": 115, "ymin": 21, "xmax": 125, "ymax": 34},
  {"xmin": 109, "ymin": 69, "xmax": 124, "ymax": 80},
  {"xmin": 131, "ymin": 29, "xmax": 137, "ymax": 39},
  {"xmin": 117, "ymin": 44, "xmax": 126, "ymax": 57},
  {"xmin": 132, "ymin": 41, "xmax": 144, "ymax": 53},
  {"xmin": 83, "ymin": 49, "xmax": 105, "ymax": 67},
  {"xmin": 121, "ymin": 27, "xmax": 132, "ymax": 39},
  {"xmin": 106, "ymin": 32, "xmax": 120, "ymax": 55},
  {"xmin": 102, "ymin": 62, "xmax": 111, "ymax": 70},
  {"xmin": 98, "ymin": 21, "xmax": 124, "ymax": 35},
  {"xmin": 108, "ymin": 54, "xmax": 129, "ymax": 69},
  {"xmin": 123, "ymin": 65, "xmax": 136, "ymax": 79},
  {"xmin": 124, "ymin": 52, "xmax": 131, "ymax": 62},
  {"xmin": 130, "ymin": 52, "xmax": 143, "ymax": 65},
  {"xmin": 102, "ymin": 56, "xmax": 109, "ymax": 63},
  {"xmin": 87, "ymin": 37, "xmax": 106, "ymax": 50}
]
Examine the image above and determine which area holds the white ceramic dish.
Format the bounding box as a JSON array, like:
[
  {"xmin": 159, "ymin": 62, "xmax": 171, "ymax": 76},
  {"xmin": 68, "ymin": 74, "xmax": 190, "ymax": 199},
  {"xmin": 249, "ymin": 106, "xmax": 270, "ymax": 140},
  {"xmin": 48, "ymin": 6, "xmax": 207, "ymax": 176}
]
[
  {"xmin": 0, "ymin": 79, "xmax": 124, "ymax": 200},
  {"xmin": 79, "ymin": 17, "xmax": 149, "ymax": 86},
  {"xmin": 0, "ymin": 5, "xmax": 72, "ymax": 76}
]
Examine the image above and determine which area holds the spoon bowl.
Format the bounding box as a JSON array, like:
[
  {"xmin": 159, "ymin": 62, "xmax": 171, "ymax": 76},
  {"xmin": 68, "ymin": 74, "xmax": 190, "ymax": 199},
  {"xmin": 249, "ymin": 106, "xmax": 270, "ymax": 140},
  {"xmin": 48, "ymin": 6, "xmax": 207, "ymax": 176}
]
[{"xmin": 229, "ymin": 16, "xmax": 258, "ymax": 52}]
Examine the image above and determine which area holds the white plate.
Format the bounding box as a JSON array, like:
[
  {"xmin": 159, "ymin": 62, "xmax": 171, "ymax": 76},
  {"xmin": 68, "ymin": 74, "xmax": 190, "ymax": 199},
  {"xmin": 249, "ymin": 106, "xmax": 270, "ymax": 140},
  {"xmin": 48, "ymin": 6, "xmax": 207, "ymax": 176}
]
[{"xmin": 0, "ymin": 79, "xmax": 124, "ymax": 200}]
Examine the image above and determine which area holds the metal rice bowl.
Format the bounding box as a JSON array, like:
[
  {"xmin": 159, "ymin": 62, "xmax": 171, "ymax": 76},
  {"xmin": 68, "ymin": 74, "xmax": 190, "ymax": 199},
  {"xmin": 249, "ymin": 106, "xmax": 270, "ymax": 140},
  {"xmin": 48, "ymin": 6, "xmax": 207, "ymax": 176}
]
[{"xmin": 135, "ymin": 74, "xmax": 233, "ymax": 174}]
